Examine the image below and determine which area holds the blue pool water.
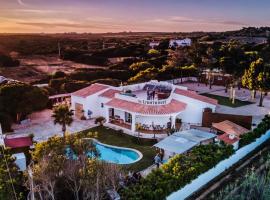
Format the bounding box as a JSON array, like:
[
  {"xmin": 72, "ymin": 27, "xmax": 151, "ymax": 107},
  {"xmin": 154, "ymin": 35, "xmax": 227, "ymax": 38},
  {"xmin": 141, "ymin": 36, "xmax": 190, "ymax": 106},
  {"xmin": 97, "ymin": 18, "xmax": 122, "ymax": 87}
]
[
  {"xmin": 66, "ymin": 140, "xmax": 142, "ymax": 164},
  {"xmin": 93, "ymin": 142, "xmax": 141, "ymax": 164}
]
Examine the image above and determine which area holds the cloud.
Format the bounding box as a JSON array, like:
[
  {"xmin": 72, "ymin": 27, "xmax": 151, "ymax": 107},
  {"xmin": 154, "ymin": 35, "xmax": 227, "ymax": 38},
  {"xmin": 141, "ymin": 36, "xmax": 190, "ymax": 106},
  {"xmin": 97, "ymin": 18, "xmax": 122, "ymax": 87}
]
[
  {"xmin": 17, "ymin": 22, "xmax": 95, "ymax": 29},
  {"xmin": 17, "ymin": 0, "xmax": 27, "ymax": 6},
  {"xmin": 219, "ymin": 20, "xmax": 247, "ymax": 26},
  {"xmin": 16, "ymin": 20, "xmax": 127, "ymax": 30},
  {"xmin": 146, "ymin": 16, "xmax": 246, "ymax": 27}
]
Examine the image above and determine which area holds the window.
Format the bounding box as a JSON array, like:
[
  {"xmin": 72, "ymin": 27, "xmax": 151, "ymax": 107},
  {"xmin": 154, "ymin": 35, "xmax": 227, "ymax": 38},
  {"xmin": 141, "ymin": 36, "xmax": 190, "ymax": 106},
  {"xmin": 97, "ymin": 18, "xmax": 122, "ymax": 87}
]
[
  {"xmin": 101, "ymin": 103, "xmax": 104, "ymax": 108},
  {"xmin": 125, "ymin": 112, "xmax": 132, "ymax": 123}
]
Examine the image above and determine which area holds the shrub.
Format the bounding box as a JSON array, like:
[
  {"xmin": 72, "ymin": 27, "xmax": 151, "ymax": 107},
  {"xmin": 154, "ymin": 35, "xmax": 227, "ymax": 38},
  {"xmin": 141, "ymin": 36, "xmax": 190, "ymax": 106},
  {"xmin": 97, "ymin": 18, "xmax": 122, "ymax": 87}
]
[
  {"xmin": 239, "ymin": 115, "xmax": 270, "ymax": 148},
  {"xmin": 121, "ymin": 144, "xmax": 234, "ymax": 200},
  {"xmin": 52, "ymin": 71, "xmax": 66, "ymax": 79},
  {"xmin": 49, "ymin": 78, "xmax": 67, "ymax": 92},
  {"xmin": 95, "ymin": 116, "xmax": 105, "ymax": 126}
]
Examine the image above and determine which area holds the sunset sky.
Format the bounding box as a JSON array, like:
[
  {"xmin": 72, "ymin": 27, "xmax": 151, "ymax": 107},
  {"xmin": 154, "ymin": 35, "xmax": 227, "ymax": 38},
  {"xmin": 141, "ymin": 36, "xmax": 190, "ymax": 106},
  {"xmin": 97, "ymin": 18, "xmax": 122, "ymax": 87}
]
[{"xmin": 0, "ymin": 0, "xmax": 270, "ymax": 33}]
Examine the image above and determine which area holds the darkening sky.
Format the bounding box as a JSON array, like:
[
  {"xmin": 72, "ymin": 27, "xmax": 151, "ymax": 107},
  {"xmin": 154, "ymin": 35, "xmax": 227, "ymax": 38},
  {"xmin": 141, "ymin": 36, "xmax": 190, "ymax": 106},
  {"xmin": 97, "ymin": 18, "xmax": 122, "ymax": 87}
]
[{"xmin": 0, "ymin": 0, "xmax": 270, "ymax": 33}]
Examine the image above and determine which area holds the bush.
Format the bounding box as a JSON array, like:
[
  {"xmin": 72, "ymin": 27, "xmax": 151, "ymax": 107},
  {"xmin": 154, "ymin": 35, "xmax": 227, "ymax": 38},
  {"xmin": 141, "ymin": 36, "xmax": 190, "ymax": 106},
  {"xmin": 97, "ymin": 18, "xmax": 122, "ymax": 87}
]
[
  {"xmin": 49, "ymin": 78, "xmax": 67, "ymax": 92},
  {"xmin": 52, "ymin": 71, "xmax": 66, "ymax": 79},
  {"xmin": 239, "ymin": 115, "xmax": 270, "ymax": 148},
  {"xmin": 121, "ymin": 144, "xmax": 234, "ymax": 200},
  {"xmin": 0, "ymin": 112, "xmax": 13, "ymax": 132},
  {"xmin": 0, "ymin": 53, "xmax": 20, "ymax": 67},
  {"xmin": 95, "ymin": 116, "xmax": 105, "ymax": 126}
]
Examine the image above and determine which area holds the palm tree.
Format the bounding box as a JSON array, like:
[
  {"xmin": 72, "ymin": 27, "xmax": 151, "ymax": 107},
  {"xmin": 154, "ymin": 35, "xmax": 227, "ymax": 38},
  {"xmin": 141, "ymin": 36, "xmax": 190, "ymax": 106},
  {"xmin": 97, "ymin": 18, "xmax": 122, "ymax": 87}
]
[{"xmin": 52, "ymin": 104, "xmax": 74, "ymax": 141}]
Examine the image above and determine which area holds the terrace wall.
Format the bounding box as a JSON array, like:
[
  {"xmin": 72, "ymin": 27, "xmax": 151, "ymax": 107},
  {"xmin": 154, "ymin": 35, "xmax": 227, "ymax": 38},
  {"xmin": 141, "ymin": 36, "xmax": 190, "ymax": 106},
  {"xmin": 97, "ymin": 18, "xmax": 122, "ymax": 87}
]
[
  {"xmin": 202, "ymin": 108, "xmax": 252, "ymax": 129},
  {"xmin": 167, "ymin": 129, "xmax": 270, "ymax": 200}
]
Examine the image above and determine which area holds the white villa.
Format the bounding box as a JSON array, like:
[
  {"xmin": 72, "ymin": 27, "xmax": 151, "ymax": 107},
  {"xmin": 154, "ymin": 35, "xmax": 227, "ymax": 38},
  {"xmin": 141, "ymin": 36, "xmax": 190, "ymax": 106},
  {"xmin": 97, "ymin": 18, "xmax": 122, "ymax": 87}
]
[
  {"xmin": 169, "ymin": 38, "xmax": 192, "ymax": 48},
  {"xmin": 149, "ymin": 41, "xmax": 160, "ymax": 49},
  {"xmin": 71, "ymin": 80, "xmax": 217, "ymax": 136}
]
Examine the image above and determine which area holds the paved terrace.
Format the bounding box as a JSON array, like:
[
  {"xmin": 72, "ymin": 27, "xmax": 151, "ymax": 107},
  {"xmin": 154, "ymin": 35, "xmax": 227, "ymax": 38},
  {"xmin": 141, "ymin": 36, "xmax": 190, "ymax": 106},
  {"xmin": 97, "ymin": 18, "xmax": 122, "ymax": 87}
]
[{"xmin": 10, "ymin": 109, "xmax": 97, "ymax": 142}]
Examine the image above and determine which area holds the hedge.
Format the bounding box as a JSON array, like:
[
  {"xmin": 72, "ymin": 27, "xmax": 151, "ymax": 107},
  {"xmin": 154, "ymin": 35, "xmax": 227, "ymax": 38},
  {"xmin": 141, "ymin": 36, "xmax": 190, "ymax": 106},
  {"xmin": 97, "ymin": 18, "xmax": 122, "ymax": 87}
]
[
  {"xmin": 121, "ymin": 144, "xmax": 234, "ymax": 200},
  {"xmin": 239, "ymin": 114, "xmax": 270, "ymax": 148}
]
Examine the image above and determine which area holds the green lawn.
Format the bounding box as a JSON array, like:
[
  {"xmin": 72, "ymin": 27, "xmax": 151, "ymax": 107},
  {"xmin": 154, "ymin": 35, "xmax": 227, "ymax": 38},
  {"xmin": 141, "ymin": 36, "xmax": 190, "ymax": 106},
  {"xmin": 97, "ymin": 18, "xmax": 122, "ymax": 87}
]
[
  {"xmin": 201, "ymin": 93, "xmax": 253, "ymax": 108},
  {"xmin": 79, "ymin": 126, "xmax": 157, "ymax": 172}
]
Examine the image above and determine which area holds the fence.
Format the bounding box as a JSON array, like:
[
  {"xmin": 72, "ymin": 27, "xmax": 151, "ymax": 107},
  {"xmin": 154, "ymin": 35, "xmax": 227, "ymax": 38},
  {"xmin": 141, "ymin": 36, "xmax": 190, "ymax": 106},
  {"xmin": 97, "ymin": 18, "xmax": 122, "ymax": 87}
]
[
  {"xmin": 167, "ymin": 129, "xmax": 270, "ymax": 200},
  {"xmin": 166, "ymin": 77, "xmax": 198, "ymax": 84}
]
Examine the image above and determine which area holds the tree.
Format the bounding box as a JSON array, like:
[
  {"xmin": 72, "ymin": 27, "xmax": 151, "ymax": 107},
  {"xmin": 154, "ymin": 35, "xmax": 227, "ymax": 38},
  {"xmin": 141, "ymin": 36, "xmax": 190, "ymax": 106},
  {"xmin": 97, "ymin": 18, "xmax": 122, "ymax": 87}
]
[
  {"xmin": 257, "ymin": 64, "xmax": 270, "ymax": 106},
  {"xmin": 0, "ymin": 146, "xmax": 25, "ymax": 200},
  {"xmin": 166, "ymin": 48, "xmax": 189, "ymax": 83},
  {"xmin": 148, "ymin": 49, "xmax": 160, "ymax": 57},
  {"xmin": 28, "ymin": 153, "xmax": 65, "ymax": 200},
  {"xmin": 128, "ymin": 67, "xmax": 159, "ymax": 83},
  {"xmin": 29, "ymin": 133, "xmax": 121, "ymax": 200},
  {"xmin": 52, "ymin": 104, "xmax": 74, "ymax": 141},
  {"xmin": 0, "ymin": 82, "xmax": 48, "ymax": 123},
  {"xmin": 242, "ymin": 58, "xmax": 270, "ymax": 106},
  {"xmin": 129, "ymin": 61, "xmax": 154, "ymax": 73}
]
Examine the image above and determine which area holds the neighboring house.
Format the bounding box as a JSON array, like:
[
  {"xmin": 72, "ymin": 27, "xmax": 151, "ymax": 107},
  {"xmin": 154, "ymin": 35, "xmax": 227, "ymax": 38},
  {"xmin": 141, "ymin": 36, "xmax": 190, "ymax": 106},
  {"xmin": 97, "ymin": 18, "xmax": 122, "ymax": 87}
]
[
  {"xmin": 212, "ymin": 120, "xmax": 249, "ymax": 149},
  {"xmin": 154, "ymin": 129, "xmax": 216, "ymax": 159},
  {"xmin": 169, "ymin": 38, "xmax": 192, "ymax": 48},
  {"xmin": 71, "ymin": 80, "xmax": 218, "ymax": 135},
  {"xmin": 149, "ymin": 41, "xmax": 160, "ymax": 49},
  {"xmin": 2, "ymin": 135, "xmax": 33, "ymax": 171}
]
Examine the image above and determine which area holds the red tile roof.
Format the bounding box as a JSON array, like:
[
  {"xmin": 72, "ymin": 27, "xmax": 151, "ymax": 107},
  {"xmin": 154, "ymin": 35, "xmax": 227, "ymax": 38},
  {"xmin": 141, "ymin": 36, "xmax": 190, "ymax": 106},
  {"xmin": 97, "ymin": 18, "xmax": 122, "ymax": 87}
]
[
  {"xmin": 218, "ymin": 133, "xmax": 239, "ymax": 145},
  {"xmin": 99, "ymin": 89, "xmax": 120, "ymax": 99},
  {"xmin": 4, "ymin": 136, "xmax": 33, "ymax": 148},
  {"xmin": 106, "ymin": 98, "xmax": 186, "ymax": 115},
  {"xmin": 212, "ymin": 120, "xmax": 249, "ymax": 137},
  {"xmin": 174, "ymin": 88, "xmax": 218, "ymax": 105},
  {"xmin": 72, "ymin": 83, "xmax": 109, "ymax": 98}
]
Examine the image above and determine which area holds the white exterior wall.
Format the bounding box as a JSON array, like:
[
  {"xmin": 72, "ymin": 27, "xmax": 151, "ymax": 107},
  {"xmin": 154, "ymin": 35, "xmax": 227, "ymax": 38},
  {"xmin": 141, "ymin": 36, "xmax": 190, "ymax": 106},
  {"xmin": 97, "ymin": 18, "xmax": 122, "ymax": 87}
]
[
  {"xmin": 173, "ymin": 93, "xmax": 216, "ymax": 125},
  {"xmin": 71, "ymin": 95, "xmax": 88, "ymax": 117},
  {"xmin": 71, "ymin": 89, "xmax": 112, "ymax": 119},
  {"xmin": 169, "ymin": 38, "xmax": 192, "ymax": 47},
  {"xmin": 98, "ymin": 96, "xmax": 113, "ymax": 118}
]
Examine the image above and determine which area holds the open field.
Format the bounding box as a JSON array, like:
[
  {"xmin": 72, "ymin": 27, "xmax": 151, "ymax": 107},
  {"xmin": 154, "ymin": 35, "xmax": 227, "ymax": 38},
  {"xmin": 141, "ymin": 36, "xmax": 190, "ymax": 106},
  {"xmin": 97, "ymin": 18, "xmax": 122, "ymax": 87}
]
[{"xmin": 0, "ymin": 55, "xmax": 106, "ymax": 83}]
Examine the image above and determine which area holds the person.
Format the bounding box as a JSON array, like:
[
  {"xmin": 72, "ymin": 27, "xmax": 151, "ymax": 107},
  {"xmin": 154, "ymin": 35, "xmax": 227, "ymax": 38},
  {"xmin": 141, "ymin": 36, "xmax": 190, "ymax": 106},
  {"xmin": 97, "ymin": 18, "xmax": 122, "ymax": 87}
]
[
  {"xmin": 159, "ymin": 149, "xmax": 164, "ymax": 162},
  {"xmin": 154, "ymin": 153, "xmax": 161, "ymax": 168}
]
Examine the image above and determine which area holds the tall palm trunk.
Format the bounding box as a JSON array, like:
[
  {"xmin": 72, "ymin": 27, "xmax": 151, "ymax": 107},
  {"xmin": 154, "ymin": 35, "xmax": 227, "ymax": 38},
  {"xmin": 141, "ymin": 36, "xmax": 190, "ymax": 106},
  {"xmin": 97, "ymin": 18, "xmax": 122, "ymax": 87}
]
[
  {"xmin": 62, "ymin": 123, "xmax": 66, "ymax": 142},
  {"xmin": 259, "ymin": 91, "xmax": 264, "ymax": 107}
]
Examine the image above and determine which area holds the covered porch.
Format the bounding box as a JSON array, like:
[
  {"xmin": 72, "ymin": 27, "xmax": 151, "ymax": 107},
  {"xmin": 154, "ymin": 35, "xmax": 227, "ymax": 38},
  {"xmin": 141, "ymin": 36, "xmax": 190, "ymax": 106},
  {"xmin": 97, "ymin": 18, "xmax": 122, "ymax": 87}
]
[{"xmin": 106, "ymin": 107, "xmax": 182, "ymax": 134}]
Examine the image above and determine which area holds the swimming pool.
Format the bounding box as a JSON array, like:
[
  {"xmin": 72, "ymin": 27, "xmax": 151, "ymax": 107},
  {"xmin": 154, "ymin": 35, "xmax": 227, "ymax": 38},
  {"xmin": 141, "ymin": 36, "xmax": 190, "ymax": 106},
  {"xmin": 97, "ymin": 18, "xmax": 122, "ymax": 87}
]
[
  {"xmin": 66, "ymin": 139, "xmax": 142, "ymax": 164},
  {"xmin": 85, "ymin": 139, "xmax": 142, "ymax": 165}
]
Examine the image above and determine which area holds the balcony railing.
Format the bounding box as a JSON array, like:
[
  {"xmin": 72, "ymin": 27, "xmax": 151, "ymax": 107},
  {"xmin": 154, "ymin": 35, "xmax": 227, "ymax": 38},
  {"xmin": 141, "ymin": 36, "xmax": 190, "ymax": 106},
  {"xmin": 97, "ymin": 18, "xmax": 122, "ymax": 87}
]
[{"xmin": 116, "ymin": 93, "xmax": 172, "ymax": 105}]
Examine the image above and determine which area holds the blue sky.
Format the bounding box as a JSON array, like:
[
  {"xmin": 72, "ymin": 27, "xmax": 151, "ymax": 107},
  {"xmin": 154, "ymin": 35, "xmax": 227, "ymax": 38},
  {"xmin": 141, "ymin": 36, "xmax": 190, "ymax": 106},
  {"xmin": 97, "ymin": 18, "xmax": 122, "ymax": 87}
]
[{"xmin": 0, "ymin": 0, "xmax": 269, "ymax": 33}]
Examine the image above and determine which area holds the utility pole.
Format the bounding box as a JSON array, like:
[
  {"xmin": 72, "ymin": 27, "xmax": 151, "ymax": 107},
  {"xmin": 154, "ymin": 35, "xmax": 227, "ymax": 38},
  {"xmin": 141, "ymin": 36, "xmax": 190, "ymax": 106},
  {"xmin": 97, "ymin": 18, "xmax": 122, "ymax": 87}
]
[{"xmin": 58, "ymin": 42, "xmax": 61, "ymax": 59}]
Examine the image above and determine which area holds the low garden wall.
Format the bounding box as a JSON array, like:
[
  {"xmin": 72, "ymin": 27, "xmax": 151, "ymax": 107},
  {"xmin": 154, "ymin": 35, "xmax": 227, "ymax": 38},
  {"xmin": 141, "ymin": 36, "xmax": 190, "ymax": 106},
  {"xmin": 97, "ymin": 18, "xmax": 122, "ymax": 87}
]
[{"xmin": 167, "ymin": 129, "xmax": 270, "ymax": 200}]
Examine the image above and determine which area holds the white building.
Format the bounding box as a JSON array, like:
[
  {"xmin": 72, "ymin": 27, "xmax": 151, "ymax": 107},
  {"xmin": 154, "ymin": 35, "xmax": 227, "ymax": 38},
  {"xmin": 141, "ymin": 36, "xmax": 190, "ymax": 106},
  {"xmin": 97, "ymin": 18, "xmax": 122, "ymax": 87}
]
[
  {"xmin": 71, "ymin": 80, "xmax": 217, "ymax": 135},
  {"xmin": 149, "ymin": 41, "xmax": 160, "ymax": 49},
  {"xmin": 169, "ymin": 38, "xmax": 192, "ymax": 48}
]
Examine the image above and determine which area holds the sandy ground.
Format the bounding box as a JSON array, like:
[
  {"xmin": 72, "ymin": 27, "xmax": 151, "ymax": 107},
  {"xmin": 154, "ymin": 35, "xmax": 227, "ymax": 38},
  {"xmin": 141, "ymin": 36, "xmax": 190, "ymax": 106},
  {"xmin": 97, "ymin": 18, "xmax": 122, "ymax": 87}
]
[{"xmin": 1, "ymin": 55, "xmax": 106, "ymax": 83}]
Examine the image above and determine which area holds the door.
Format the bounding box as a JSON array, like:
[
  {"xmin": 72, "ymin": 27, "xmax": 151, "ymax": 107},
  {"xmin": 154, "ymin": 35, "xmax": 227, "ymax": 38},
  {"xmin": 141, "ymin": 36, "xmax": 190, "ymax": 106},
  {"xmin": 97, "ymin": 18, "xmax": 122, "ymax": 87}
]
[{"xmin": 75, "ymin": 103, "xmax": 84, "ymax": 119}]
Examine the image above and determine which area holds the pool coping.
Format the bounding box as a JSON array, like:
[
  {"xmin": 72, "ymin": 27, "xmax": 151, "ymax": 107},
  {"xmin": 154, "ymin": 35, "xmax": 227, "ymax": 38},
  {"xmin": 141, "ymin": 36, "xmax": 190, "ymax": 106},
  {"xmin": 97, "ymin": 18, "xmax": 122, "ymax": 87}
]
[{"xmin": 83, "ymin": 138, "xmax": 143, "ymax": 164}]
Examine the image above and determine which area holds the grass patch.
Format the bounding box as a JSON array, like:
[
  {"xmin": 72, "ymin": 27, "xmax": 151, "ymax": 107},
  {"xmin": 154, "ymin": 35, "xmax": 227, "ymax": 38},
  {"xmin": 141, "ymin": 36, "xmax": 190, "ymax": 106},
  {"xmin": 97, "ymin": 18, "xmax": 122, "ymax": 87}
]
[
  {"xmin": 201, "ymin": 93, "xmax": 253, "ymax": 107},
  {"xmin": 79, "ymin": 126, "xmax": 157, "ymax": 172}
]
